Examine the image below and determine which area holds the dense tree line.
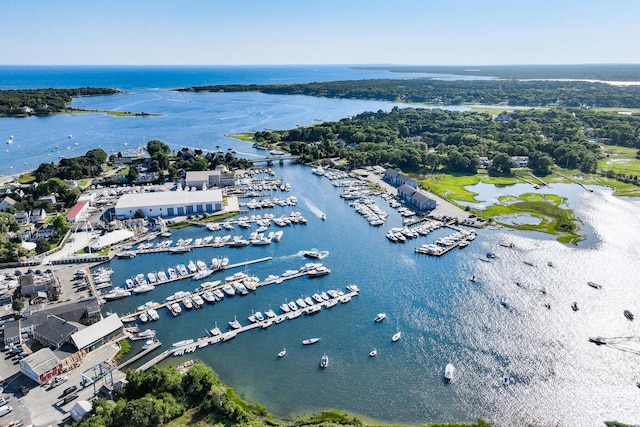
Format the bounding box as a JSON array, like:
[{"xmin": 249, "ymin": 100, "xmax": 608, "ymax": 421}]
[
  {"xmin": 352, "ymin": 64, "xmax": 640, "ymax": 82},
  {"xmin": 0, "ymin": 87, "xmax": 119, "ymax": 116},
  {"xmin": 34, "ymin": 148, "xmax": 108, "ymax": 181},
  {"xmin": 255, "ymin": 107, "xmax": 605, "ymax": 175},
  {"xmin": 178, "ymin": 79, "xmax": 640, "ymax": 108}
]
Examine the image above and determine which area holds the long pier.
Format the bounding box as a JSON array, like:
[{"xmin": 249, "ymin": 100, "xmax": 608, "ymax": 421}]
[
  {"xmin": 118, "ymin": 259, "xmax": 328, "ymax": 322},
  {"xmin": 136, "ymin": 288, "xmax": 359, "ymax": 372},
  {"xmin": 117, "ymin": 340, "xmax": 162, "ymax": 370}
]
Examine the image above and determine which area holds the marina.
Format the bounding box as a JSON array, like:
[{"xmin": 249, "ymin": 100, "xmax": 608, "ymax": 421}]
[{"xmin": 136, "ymin": 287, "xmax": 359, "ymax": 371}]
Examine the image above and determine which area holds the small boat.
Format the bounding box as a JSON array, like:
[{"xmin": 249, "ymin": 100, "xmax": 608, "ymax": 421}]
[
  {"xmin": 369, "ymin": 348, "xmax": 377, "ymax": 357},
  {"xmin": 172, "ymin": 339, "xmax": 195, "ymax": 348},
  {"xmin": 587, "ymin": 281, "xmax": 602, "ymax": 289},
  {"xmin": 303, "ymin": 250, "xmax": 322, "ymax": 259},
  {"xmin": 486, "ymin": 252, "xmax": 497, "ymax": 259},
  {"xmin": 320, "ymin": 353, "xmax": 329, "ymax": 369},
  {"xmin": 547, "ymin": 261, "xmax": 555, "ymax": 268},
  {"xmin": 142, "ymin": 339, "xmax": 155, "ymax": 350},
  {"xmin": 392, "ymin": 331, "xmax": 402, "ymax": 342},
  {"xmin": 278, "ymin": 348, "xmax": 286, "ymax": 358},
  {"xmin": 624, "ymin": 310, "xmax": 634, "ymax": 321},
  {"xmin": 228, "ymin": 316, "xmax": 241, "ymax": 329},
  {"xmin": 502, "ymin": 375, "xmax": 510, "ymax": 386},
  {"xmin": 589, "ymin": 336, "xmax": 607, "ymax": 345},
  {"xmin": 571, "ymin": 302, "xmax": 579, "ymax": 312},
  {"xmin": 374, "ymin": 313, "xmax": 387, "ymax": 323},
  {"xmin": 444, "ymin": 363, "xmax": 455, "ymax": 383},
  {"xmin": 500, "ymin": 298, "xmax": 508, "ymax": 307},
  {"xmin": 500, "ymin": 241, "xmax": 514, "ymax": 248},
  {"xmin": 303, "ymin": 338, "xmax": 321, "ymax": 345},
  {"xmin": 470, "ymin": 275, "xmax": 476, "ymax": 282}
]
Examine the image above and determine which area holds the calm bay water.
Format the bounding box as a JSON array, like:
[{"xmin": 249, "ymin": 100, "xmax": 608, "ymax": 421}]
[{"xmin": 1, "ymin": 66, "xmax": 639, "ymax": 426}]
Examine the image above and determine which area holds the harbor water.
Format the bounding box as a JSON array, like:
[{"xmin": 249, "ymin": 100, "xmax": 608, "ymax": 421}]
[{"xmin": 0, "ymin": 66, "xmax": 639, "ymax": 426}]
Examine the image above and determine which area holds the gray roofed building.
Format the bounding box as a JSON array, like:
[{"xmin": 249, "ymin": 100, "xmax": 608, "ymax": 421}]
[
  {"xmin": 0, "ymin": 196, "xmax": 16, "ymax": 211},
  {"xmin": 396, "ymin": 174, "xmax": 417, "ymax": 189},
  {"xmin": 71, "ymin": 313, "xmax": 123, "ymax": 351},
  {"xmin": 397, "ymin": 184, "xmax": 437, "ymax": 211},
  {"xmin": 114, "ymin": 189, "xmax": 223, "ymax": 219},
  {"xmin": 33, "ymin": 315, "xmax": 79, "ymax": 349},
  {"xmin": 20, "ymin": 347, "xmax": 63, "ymax": 384},
  {"xmin": 383, "ymin": 168, "xmax": 401, "ymax": 184}
]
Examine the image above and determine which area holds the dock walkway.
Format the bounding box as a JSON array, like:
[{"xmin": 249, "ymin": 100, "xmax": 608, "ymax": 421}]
[{"xmin": 136, "ymin": 289, "xmax": 359, "ymax": 371}]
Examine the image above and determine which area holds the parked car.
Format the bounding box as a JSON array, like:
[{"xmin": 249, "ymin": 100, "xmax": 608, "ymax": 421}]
[
  {"xmin": 0, "ymin": 405, "xmax": 12, "ymax": 416},
  {"xmin": 61, "ymin": 393, "xmax": 78, "ymax": 405},
  {"xmin": 0, "ymin": 397, "xmax": 9, "ymax": 406},
  {"xmin": 50, "ymin": 376, "xmax": 68, "ymax": 388},
  {"xmin": 60, "ymin": 385, "xmax": 78, "ymax": 397}
]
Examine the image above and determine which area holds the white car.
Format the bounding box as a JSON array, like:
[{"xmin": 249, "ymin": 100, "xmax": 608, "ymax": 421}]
[
  {"xmin": 0, "ymin": 397, "xmax": 8, "ymax": 406},
  {"xmin": 51, "ymin": 376, "xmax": 68, "ymax": 388}
]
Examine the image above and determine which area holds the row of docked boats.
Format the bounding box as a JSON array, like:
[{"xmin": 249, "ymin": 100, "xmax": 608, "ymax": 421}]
[{"xmin": 415, "ymin": 229, "xmax": 476, "ymax": 255}]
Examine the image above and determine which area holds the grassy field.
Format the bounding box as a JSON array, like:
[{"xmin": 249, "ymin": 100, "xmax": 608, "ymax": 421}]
[{"xmin": 597, "ymin": 144, "xmax": 640, "ymax": 176}]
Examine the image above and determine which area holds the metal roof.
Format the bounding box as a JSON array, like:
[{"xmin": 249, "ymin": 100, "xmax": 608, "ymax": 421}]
[{"xmin": 71, "ymin": 313, "xmax": 123, "ymax": 350}]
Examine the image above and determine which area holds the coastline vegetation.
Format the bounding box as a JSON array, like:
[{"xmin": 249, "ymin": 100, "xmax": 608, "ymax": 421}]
[
  {"xmin": 0, "ymin": 88, "xmax": 119, "ymax": 116},
  {"xmin": 71, "ymin": 363, "xmax": 491, "ymax": 427}
]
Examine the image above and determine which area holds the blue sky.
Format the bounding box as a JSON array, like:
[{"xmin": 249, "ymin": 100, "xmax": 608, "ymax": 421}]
[{"xmin": 2, "ymin": 0, "xmax": 638, "ymax": 65}]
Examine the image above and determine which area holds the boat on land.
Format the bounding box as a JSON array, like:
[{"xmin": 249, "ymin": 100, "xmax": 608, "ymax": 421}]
[
  {"xmin": 374, "ymin": 313, "xmax": 386, "ymax": 323},
  {"xmin": 320, "ymin": 353, "xmax": 329, "ymax": 368},
  {"xmin": 278, "ymin": 348, "xmax": 286, "ymax": 358},
  {"xmin": 392, "ymin": 331, "xmax": 402, "ymax": 342},
  {"xmin": 369, "ymin": 348, "xmax": 377, "ymax": 357},
  {"xmin": 444, "ymin": 364, "xmax": 455, "ymax": 383},
  {"xmin": 303, "ymin": 338, "xmax": 321, "ymax": 345}
]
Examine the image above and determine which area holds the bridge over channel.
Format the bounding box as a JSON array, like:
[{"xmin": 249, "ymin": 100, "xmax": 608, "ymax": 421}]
[{"xmin": 250, "ymin": 155, "xmax": 301, "ymax": 165}]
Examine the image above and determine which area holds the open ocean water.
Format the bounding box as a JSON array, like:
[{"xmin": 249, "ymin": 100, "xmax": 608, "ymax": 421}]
[{"xmin": 1, "ymin": 66, "xmax": 639, "ymax": 426}]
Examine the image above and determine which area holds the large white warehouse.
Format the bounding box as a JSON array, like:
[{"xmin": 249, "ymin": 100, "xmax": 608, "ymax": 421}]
[{"xmin": 114, "ymin": 189, "xmax": 223, "ymax": 219}]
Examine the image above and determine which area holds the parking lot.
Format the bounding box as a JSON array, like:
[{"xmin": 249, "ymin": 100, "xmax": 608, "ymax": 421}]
[{"xmin": 0, "ymin": 343, "xmax": 124, "ymax": 426}]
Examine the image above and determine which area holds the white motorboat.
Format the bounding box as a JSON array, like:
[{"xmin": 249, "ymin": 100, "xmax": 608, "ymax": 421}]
[
  {"xmin": 280, "ymin": 303, "xmax": 291, "ymax": 313},
  {"xmin": 320, "ymin": 353, "xmax": 329, "ymax": 368},
  {"xmin": 147, "ymin": 309, "xmax": 160, "ymax": 321},
  {"xmin": 222, "ymin": 284, "xmax": 236, "ymax": 296},
  {"xmin": 142, "ymin": 339, "xmax": 155, "ymax": 350},
  {"xmin": 102, "ymin": 287, "xmax": 131, "ymax": 300},
  {"xmin": 182, "ymin": 298, "xmax": 193, "ymax": 310},
  {"xmin": 172, "ymin": 339, "xmax": 195, "ymax": 348},
  {"xmin": 228, "ymin": 316, "xmax": 241, "ymax": 329},
  {"xmin": 170, "ymin": 303, "xmax": 182, "ymax": 315},
  {"xmin": 202, "ymin": 291, "xmax": 216, "ymax": 304},
  {"xmin": 302, "ymin": 337, "xmax": 321, "ymax": 345},
  {"xmin": 278, "ymin": 348, "xmax": 286, "ymax": 358},
  {"xmin": 187, "ymin": 261, "xmax": 197, "ymax": 273},
  {"xmin": 192, "ymin": 269, "xmax": 213, "ymax": 281},
  {"xmin": 255, "ymin": 311, "xmax": 265, "ymax": 321},
  {"xmin": 156, "ymin": 271, "xmax": 168, "ymax": 282},
  {"xmin": 444, "ymin": 363, "xmax": 455, "ymax": 383},
  {"xmin": 137, "ymin": 301, "xmax": 159, "ymax": 311},
  {"xmin": 369, "ymin": 348, "xmax": 377, "ymax": 357},
  {"xmin": 138, "ymin": 312, "xmax": 149, "ymax": 323},
  {"xmin": 191, "ymin": 294, "xmax": 204, "ymax": 308},
  {"xmin": 213, "ymin": 289, "xmax": 225, "ymax": 300},
  {"xmin": 133, "ymin": 283, "xmax": 155, "ymax": 294},
  {"xmin": 374, "ymin": 313, "xmax": 387, "ymax": 323},
  {"xmin": 392, "ymin": 331, "xmax": 402, "ymax": 342}
]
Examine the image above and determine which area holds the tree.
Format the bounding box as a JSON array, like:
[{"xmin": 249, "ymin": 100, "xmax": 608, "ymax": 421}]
[
  {"xmin": 126, "ymin": 167, "xmax": 139, "ymax": 183},
  {"xmin": 133, "ymin": 209, "xmax": 145, "ymax": 219},
  {"xmin": 35, "ymin": 238, "xmax": 50, "ymax": 254},
  {"xmin": 488, "ymin": 153, "xmax": 515, "ymax": 175}
]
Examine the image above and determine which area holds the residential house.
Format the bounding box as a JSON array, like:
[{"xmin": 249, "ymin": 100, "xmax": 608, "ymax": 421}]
[
  {"xmin": 35, "ymin": 224, "xmax": 55, "ymax": 240},
  {"xmin": 15, "ymin": 211, "xmax": 30, "ymax": 226},
  {"xmin": 0, "ymin": 196, "xmax": 16, "ymax": 211},
  {"xmin": 30, "ymin": 208, "xmax": 47, "ymax": 223},
  {"xmin": 511, "ymin": 156, "xmax": 529, "ymax": 168}
]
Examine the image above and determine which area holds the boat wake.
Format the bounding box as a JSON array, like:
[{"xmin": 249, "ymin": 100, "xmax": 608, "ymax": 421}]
[
  {"xmin": 303, "ymin": 198, "xmax": 326, "ymax": 219},
  {"xmin": 277, "ymin": 250, "xmax": 329, "ymax": 261}
]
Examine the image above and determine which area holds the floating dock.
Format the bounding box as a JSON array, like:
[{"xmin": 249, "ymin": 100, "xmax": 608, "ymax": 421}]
[{"xmin": 136, "ymin": 288, "xmax": 359, "ymax": 371}]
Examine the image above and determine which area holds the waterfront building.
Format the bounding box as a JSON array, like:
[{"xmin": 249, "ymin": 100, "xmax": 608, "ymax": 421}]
[
  {"xmin": 20, "ymin": 348, "xmax": 63, "ymax": 384},
  {"xmin": 114, "ymin": 189, "xmax": 223, "ymax": 218},
  {"xmin": 70, "ymin": 313, "xmax": 124, "ymax": 352},
  {"xmin": 0, "ymin": 195, "xmax": 16, "ymax": 211},
  {"xmin": 32, "ymin": 315, "xmax": 79, "ymax": 350},
  {"xmin": 397, "ymin": 184, "xmax": 437, "ymax": 211},
  {"xmin": 66, "ymin": 200, "xmax": 89, "ymax": 223},
  {"xmin": 383, "ymin": 168, "xmax": 417, "ymax": 188},
  {"xmin": 185, "ymin": 168, "xmax": 236, "ymax": 189}
]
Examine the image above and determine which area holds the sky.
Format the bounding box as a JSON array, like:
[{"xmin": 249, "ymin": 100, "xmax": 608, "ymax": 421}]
[{"xmin": 1, "ymin": 0, "xmax": 639, "ymax": 66}]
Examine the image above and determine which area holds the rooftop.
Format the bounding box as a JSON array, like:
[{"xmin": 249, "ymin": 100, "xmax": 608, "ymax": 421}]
[{"xmin": 115, "ymin": 189, "xmax": 223, "ymax": 209}]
